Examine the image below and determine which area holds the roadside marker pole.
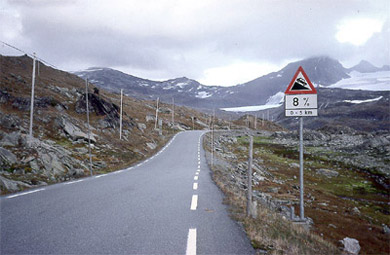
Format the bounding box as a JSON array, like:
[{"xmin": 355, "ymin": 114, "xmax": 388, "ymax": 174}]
[
  {"xmin": 29, "ymin": 53, "xmax": 36, "ymax": 139},
  {"xmin": 247, "ymin": 135, "xmax": 253, "ymax": 217},
  {"xmin": 299, "ymin": 117, "xmax": 304, "ymax": 220},
  {"xmin": 254, "ymin": 114, "xmax": 257, "ymax": 129},
  {"xmin": 172, "ymin": 97, "xmax": 175, "ymax": 125},
  {"xmin": 85, "ymin": 79, "xmax": 93, "ymax": 176},
  {"xmin": 119, "ymin": 89, "xmax": 123, "ymax": 140},
  {"xmin": 155, "ymin": 97, "xmax": 159, "ymax": 130}
]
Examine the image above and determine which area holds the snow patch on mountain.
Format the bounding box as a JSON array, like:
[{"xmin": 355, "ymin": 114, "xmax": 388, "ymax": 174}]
[
  {"xmin": 221, "ymin": 91, "xmax": 284, "ymax": 112},
  {"xmin": 196, "ymin": 91, "xmax": 212, "ymax": 99},
  {"xmin": 343, "ymin": 96, "xmax": 383, "ymax": 104},
  {"xmin": 329, "ymin": 71, "xmax": 390, "ymax": 91}
]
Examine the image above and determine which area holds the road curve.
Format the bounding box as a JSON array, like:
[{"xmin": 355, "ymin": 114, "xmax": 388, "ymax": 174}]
[{"xmin": 1, "ymin": 131, "xmax": 254, "ymax": 254}]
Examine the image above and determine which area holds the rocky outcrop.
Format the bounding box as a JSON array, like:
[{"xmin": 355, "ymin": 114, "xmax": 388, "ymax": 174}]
[
  {"xmin": 55, "ymin": 117, "xmax": 97, "ymax": 143},
  {"xmin": 0, "ymin": 147, "xmax": 17, "ymax": 168},
  {"xmin": 316, "ymin": 168, "xmax": 339, "ymax": 178},
  {"xmin": 0, "ymin": 131, "xmax": 22, "ymax": 146},
  {"xmin": 0, "ymin": 175, "xmax": 32, "ymax": 192},
  {"xmin": 340, "ymin": 237, "xmax": 360, "ymax": 255}
]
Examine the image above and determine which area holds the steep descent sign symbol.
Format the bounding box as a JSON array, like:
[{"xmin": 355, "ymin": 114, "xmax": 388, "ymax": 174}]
[
  {"xmin": 292, "ymin": 77, "xmax": 309, "ymax": 90},
  {"xmin": 285, "ymin": 66, "xmax": 317, "ymax": 95}
]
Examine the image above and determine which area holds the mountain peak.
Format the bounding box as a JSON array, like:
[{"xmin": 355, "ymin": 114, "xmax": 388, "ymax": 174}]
[{"xmin": 349, "ymin": 60, "xmax": 381, "ymax": 73}]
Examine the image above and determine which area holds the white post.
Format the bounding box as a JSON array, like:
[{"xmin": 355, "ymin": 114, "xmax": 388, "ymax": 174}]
[
  {"xmin": 247, "ymin": 135, "xmax": 253, "ymax": 217},
  {"xmin": 86, "ymin": 79, "xmax": 93, "ymax": 176},
  {"xmin": 254, "ymin": 114, "xmax": 257, "ymax": 129},
  {"xmin": 262, "ymin": 113, "xmax": 264, "ymax": 126},
  {"xmin": 119, "ymin": 89, "xmax": 123, "ymax": 140},
  {"xmin": 154, "ymin": 97, "xmax": 159, "ymax": 130},
  {"xmin": 172, "ymin": 97, "xmax": 175, "ymax": 125},
  {"xmin": 29, "ymin": 53, "xmax": 36, "ymax": 139}
]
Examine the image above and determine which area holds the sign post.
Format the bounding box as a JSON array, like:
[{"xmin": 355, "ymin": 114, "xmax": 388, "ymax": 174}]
[{"xmin": 284, "ymin": 66, "xmax": 318, "ymax": 221}]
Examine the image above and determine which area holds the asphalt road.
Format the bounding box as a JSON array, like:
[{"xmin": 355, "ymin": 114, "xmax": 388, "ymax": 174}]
[{"xmin": 1, "ymin": 131, "xmax": 254, "ymax": 254}]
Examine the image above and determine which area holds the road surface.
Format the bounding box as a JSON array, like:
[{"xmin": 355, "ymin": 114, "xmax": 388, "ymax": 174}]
[{"xmin": 1, "ymin": 131, "xmax": 254, "ymax": 254}]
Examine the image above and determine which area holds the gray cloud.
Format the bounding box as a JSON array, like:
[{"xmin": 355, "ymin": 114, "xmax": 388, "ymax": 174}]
[{"xmin": 1, "ymin": 0, "xmax": 389, "ymax": 85}]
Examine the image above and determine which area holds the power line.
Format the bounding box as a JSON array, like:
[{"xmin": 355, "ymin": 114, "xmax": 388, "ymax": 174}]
[{"xmin": 0, "ymin": 40, "xmax": 58, "ymax": 69}]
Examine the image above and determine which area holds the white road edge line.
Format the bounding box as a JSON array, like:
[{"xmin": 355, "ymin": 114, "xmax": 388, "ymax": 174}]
[
  {"xmin": 193, "ymin": 183, "xmax": 198, "ymax": 190},
  {"xmin": 7, "ymin": 188, "xmax": 45, "ymax": 199},
  {"xmin": 64, "ymin": 180, "xmax": 83, "ymax": 185},
  {"xmin": 186, "ymin": 228, "xmax": 197, "ymax": 255},
  {"xmin": 190, "ymin": 195, "xmax": 198, "ymax": 210}
]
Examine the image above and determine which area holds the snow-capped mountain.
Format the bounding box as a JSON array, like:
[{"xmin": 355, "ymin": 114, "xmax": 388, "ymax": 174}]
[
  {"xmin": 74, "ymin": 56, "xmax": 357, "ymax": 109},
  {"xmin": 73, "ymin": 68, "xmax": 226, "ymax": 109}
]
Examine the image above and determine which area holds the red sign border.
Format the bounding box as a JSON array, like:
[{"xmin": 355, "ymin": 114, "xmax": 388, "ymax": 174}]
[{"xmin": 285, "ymin": 66, "xmax": 317, "ymax": 95}]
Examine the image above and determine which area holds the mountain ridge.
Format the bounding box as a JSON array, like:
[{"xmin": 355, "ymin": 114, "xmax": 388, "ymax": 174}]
[{"xmin": 74, "ymin": 56, "xmax": 387, "ymax": 110}]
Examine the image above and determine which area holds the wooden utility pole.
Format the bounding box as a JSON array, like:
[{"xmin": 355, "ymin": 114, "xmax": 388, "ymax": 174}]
[
  {"xmin": 86, "ymin": 79, "xmax": 93, "ymax": 176},
  {"xmin": 154, "ymin": 97, "xmax": 159, "ymax": 130},
  {"xmin": 29, "ymin": 53, "xmax": 36, "ymax": 139},
  {"xmin": 119, "ymin": 89, "xmax": 123, "ymax": 140}
]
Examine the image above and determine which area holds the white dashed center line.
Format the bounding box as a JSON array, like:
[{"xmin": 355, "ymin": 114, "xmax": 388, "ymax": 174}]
[
  {"xmin": 194, "ymin": 176, "xmax": 198, "ymax": 181},
  {"xmin": 190, "ymin": 195, "xmax": 198, "ymax": 210},
  {"xmin": 186, "ymin": 228, "xmax": 197, "ymax": 255},
  {"xmin": 193, "ymin": 183, "xmax": 198, "ymax": 190}
]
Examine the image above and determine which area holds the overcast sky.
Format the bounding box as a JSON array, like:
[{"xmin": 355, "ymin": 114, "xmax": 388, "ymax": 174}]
[{"xmin": 1, "ymin": 0, "xmax": 389, "ymax": 86}]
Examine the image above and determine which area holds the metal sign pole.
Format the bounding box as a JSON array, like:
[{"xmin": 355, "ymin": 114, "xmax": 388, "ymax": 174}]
[
  {"xmin": 29, "ymin": 53, "xmax": 36, "ymax": 139},
  {"xmin": 299, "ymin": 116, "xmax": 304, "ymax": 220}
]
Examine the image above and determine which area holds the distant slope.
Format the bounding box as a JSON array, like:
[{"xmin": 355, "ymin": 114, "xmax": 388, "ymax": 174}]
[{"xmin": 348, "ymin": 60, "xmax": 390, "ymax": 73}]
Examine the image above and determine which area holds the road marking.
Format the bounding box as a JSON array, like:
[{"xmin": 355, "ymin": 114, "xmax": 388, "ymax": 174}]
[
  {"xmin": 7, "ymin": 188, "xmax": 45, "ymax": 199},
  {"xmin": 186, "ymin": 228, "xmax": 197, "ymax": 255},
  {"xmin": 194, "ymin": 176, "xmax": 198, "ymax": 181},
  {"xmin": 95, "ymin": 174, "xmax": 107, "ymax": 178},
  {"xmin": 193, "ymin": 183, "xmax": 198, "ymax": 190},
  {"xmin": 195, "ymin": 172, "xmax": 199, "ymax": 176},
  {"xmin": 190, "ymin": 195, "xmax": 198, "ymax": 210},
  {"xmin": 64, "ymin": 179, "xmax": 83, "ymax": 185}
]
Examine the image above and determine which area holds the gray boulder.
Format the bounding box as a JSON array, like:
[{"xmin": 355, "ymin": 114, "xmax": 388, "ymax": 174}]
[
  {"xmin": 0, "ymin": 113, "xmax": 21, "ymax": 130},
  {"xmin": 56, "ymin": 117, "xmax": 97, "ymax": 143},
  {"xmin": 0, "ymin": 131, "xmax": 21, "ymax": 146},
  {"xmin": 0, "ymin": 175, "xmax": 31, "ymax": 192},
  {"xmin": 340, "ymin": 237, "xmax": 360, "ymax": 255},
  {"xmin": 146, "ymin": 142, "xmax": 157, "ymax": 150},
  {"xmin": 137, "ymin": 123, "xmax": 147, "ymax": 132},
  {"xmin": 316, "ymin": 168, "xmax": 339, "ymax": 178},
  {"xmin": 0, "ymin": 147, "xmax": 17, "ymax": 167}
]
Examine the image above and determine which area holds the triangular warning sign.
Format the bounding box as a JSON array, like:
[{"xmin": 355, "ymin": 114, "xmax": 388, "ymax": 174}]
[{"xmin": 285, "ymin": 66, "xmax": 317, "ymax": 94}]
